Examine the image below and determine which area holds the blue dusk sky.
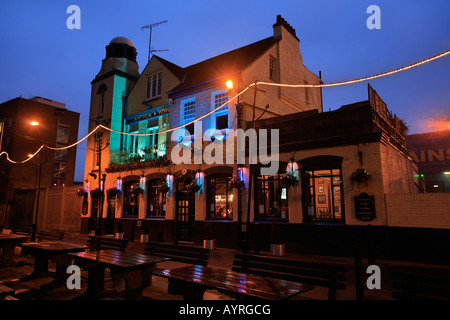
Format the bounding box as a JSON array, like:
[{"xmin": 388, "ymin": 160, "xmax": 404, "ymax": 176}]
[{"xmin": 0, "ymin": 0, "xmax": 449, "ymax": 182}]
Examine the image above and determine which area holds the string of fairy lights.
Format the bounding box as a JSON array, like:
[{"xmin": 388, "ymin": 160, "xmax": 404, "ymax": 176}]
[{"xmin": 1, "ymin": 49, "xmax": 448, "ymax": 164}]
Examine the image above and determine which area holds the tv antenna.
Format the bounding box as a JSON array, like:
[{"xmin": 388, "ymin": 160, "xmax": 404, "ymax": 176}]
[{"xmin": 141, "ymin": 20, "xmax": 168, "ymax": 61}]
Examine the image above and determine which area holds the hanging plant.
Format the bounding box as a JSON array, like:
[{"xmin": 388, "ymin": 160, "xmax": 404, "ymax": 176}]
[
  {"xmin": 76, "ymin": 187, "xmax": 88, "ymax": 197},
  {"xmin": 106, "ymin": 187, "xmax": 121, "ymax": 198},
  {"xmin": 230, "ymin": 176, "xmax": 245, "ymax": 190},
  {"xmin": 350, "ymin": 168, "xmax": 370, "ymax": 184},
  {"xmin": 130, "ymin": 183, "xmax": 144, "ymax": 196},
  {"xmin": 160, "ymin": 182, "xmax": 170, "ymax": 194},
  {"xmin": 281, "ymin": 171, "xmax": 299, "ymax": 187},
  {"xmin": 186, "ymin": 179, "xmax": 202, "ymax": 193},
  {"xmin": 90, "ymin": 188, "xmax": 102, "ymax": 199}
]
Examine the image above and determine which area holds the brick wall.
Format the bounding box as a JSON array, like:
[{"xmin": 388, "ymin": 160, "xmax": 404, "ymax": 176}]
[{"xmin": 386, "ymin": 193, "xmax": 450, "ymax": 229}]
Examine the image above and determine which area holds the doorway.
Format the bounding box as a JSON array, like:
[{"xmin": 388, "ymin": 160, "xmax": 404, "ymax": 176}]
[{"xmin": 175, "ymin": 182, "xmax": 195, "ymax": 242}]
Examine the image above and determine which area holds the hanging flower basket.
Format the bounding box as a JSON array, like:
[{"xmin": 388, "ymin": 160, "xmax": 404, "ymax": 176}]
[
  {"xmin": 160, "ymin": 182, "xmax": 170, "ymax": 194},
  {"xmin": 76, "ymin": 188, "xmax": 88, "ymax": 197},
  {"xmin": 281, "ymin": 172, "xmax": 299, "ymax": 187},
  {"xmin": 186, "ymin": 179, "xmax": 202, "ymax": 193},
  {"xmin": 90, "ymin": 188, "xmax": 102, "ymax": 199},
  {"xmin": 350, "ymin": 168, "xmax": 370, "ymax": 184},
  {"xmin": 130, "ymin": 183, "xmax": 144, "ymax": 196},
  {"xmin": 230, "ymin": 177, "xmax": 245, "ymax": 190},
  {"xmin": 106, "ymin": 187, "xmax": 121, "ymax": 198}
]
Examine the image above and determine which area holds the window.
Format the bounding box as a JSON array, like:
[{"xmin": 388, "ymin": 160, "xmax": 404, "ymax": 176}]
[
  {"xmin": 123, "ymin": 181, "xmax": 139, "ymax": 216},
  {"xmin": 207, "ymin": 174, "xmax": 233, "ymax": 219},
  {"xmin": 269, "ymin": 57, "xmax": 276, "ymax": 80},
  {"xmin": 213, "ymin": 91, "xmax": 228, "ymax": 130},
  {"xmin": 255, "ymin": 174, "xmax": 288, "ymax": 220},
  {"xmin": 97, "ymin": 84, "xmax": 107, "ymax": 116},
  {"xmin": 146, "ymin": 72, "xmax": 162, "ymax": 100},
  {"xmin": 52, "ymin": 125, "xmax": 70, "ymax": 188},
  {"xmin": 95, "ymin": 131, "xmax": 103, "ymax": 166},
  {"xmin": 147, "ymin": 179, "xmax": 167, "ymax": 217},
  {"xmin": 57, "ymin": 125, "xmax": 70, "ymax": 144},
  {"xmin": 182, "ymin": 99, "xmax": 196, "ymax": 135},
  {"xmin": 302, "ymin": 169, "xmax": 344, "ymax": 221}
]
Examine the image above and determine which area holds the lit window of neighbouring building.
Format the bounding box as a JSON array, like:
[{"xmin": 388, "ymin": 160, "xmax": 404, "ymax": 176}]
[
  {"xmin": 52, "ymin": 124, "xmax": 70, "ymax": 187},
  {"xmin": 213, "ymin": 91, "xmax": 228, "ymax": 130},
  {"xmin": 146, "ymin": 72, "xmax": 162, "ymax": 100}
]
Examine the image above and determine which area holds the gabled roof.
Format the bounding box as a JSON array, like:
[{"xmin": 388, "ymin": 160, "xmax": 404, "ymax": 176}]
[
  {"xmin": 168, "ymin": 36, "xmax": 278, "ymax": 96},
  {"xmin": 153, "ymin": 55, "xmax": 186, "ymax": 81}
]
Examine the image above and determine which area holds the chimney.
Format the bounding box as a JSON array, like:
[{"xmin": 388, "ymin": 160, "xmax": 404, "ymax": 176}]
[{"xmin": 273, "ymin": 15, "xmax": 300, "ymax": 42}]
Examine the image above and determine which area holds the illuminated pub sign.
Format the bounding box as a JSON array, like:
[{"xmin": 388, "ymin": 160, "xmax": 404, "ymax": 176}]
[
  {"xmin": 406, "ymin": 130, "xmax": 450, "ymax": 174},
  {"xmin": 125, "ymin": 105, "xmax": 170, "ymax": 125}
]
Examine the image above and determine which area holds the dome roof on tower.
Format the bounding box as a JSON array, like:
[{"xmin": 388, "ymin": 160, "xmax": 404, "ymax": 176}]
[{"xmin": 109, "ymin": 36, "xmax": 135, "ymax": 47}]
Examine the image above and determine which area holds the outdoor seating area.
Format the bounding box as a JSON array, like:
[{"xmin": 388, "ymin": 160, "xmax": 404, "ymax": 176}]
[{"xmin": 1, "ymin": 231, "xmax": 450, "ymax": 301}]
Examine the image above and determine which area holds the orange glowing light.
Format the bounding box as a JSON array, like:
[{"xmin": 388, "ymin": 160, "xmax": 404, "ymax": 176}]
[
  {"xmin": 226, "ymin": 80, "xmax": 233, "ymax": 89},
  {"xmin": 29, "ymin": 121, "xmax": 40, "ymax": 126}
]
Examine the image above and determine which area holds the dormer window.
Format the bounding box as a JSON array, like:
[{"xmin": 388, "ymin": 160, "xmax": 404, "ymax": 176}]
[
  {"xmin": 269, "ymin": 56, "xmax": 277, "ymax": 81},
  {"xmin": 146, "ymin": 72, "xmax": 162, "ymax": 100}
]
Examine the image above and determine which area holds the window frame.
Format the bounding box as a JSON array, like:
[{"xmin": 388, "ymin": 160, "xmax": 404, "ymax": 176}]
[
  {"xmin": 211, "ymin": 90, "xmax": 229, "ymax": 131},
  {"xmin": 206, "ymin": 174, "xmax": 233, "ymax": 220},
  {"xmin": 146, "ymin": 72, "xmax": 162, "ymax": 101},
  {"xmin": 146, "ymin": 179, "xmax": 167, "ymax": 218},
  {"xmin": 181, "ymin": 98, "xmax": 196, "ymax": 136},
  {"xmin": 254, "ymin": 173, "xmax": 289, "ymax": 221}
]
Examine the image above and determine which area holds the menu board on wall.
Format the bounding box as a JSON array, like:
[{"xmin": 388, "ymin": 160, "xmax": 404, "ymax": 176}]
[{"xmin": 354, "ymin": 193, "xmax": 376, "ymax": 221}]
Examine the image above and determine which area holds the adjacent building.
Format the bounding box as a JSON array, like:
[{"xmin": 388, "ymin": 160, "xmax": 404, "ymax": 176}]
[
  {"xmin": 406, "ymin": 130, "xmax": 450, "ymax": 193},
  {"xmin": 0, "ymin": 96, "xmax": 80, "ymax": 228}
]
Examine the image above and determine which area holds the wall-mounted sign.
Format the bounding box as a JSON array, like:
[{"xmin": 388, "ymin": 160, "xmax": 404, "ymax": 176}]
[
  {"xmin": 125, "ymin": 106, "xmax": 170, "ymax": 125},
  {"xmin": 354, "ymin": 192, "xmax": 375, "ymax": 221}
]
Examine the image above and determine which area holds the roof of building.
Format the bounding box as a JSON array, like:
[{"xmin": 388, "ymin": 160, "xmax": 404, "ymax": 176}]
[
  {"xmin": 153, "ymin": 55, "xmax": 186, "ymax": 81},
  {"xmin": 109, "ymin": 36, "xmax": 135, "ymax": 47},
  {"xmin": 168, "ymin": 36, "xmax": 278, "ymax": 95}
]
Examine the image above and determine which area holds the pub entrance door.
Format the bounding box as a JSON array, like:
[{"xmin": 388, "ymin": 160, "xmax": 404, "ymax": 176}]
[{"xmin": 175, "ymin": 183, "xmax": 195, "ymax": 242}]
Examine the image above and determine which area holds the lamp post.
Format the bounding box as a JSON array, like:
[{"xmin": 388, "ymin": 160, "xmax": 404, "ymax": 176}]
[{"xmin": 31, "ymin": 156, "xmax": 48, "ymax": 242}]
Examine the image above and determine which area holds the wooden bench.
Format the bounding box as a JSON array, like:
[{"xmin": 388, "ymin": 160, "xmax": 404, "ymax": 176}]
[
  {"xmin": 232, "ymin": 253, "xmax": 347, "ymax": 300},
  {"xmin": 11, "ymin": 227, "xmax": 32, "ymax": 236},
  {"xmin": 144, "ymin": 242, "xmax": 210, "ymax": 266},
  {"xmin": 0, "ymin": 284, "xmax": 15, "ymax": 300},
  {"xmin": 37, "ymin": 230, "xmax": 65, "ymax": 242},
  {"xmin": 86, "ymin": 235, "xmax": 128, "ymax": 251},
  {"xmin": 392, "ymin": 271, "xmax": 450, "ymax": 300},
  {"xmin": 144, "ymin": 242, "xmax": 211, "ymax": 296}
]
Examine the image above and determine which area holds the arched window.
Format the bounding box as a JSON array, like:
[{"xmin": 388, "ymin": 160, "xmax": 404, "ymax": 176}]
[
  {"xmin": 97, "ymin": 84, "xmax": 107, "ymax": 117},
  {"xmin": 207, "ymin": 174, "xmax": 233, "ymax": 219},
  {"xmin": 123, "ymin": 180, "xmax": 139, "ymax": 217},
  {"xmin": 146, "ymin": 179, "xmax": 167, "ymax": 217},
  {"xmin": 255, "ymin": 173, "xmax": 288, "ymax": 220}
]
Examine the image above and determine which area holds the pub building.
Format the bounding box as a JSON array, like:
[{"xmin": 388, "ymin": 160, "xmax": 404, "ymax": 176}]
[{"xmin": 82, "ymin": 16, "xmax": 423, "ymax": 259}]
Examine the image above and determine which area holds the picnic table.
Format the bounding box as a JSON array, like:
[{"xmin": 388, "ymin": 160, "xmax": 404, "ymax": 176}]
[
  {"xmin": 157, "ymin": 265, "xmax": 315, "ymax": 300},
  {"xmin": 0, "ymin": 234, "xmax": 30, "ymax": 267},
  {"xmin": 69, "ymin": 250, "xmax": 169, "ymax": 300},
  {"xmin": 19, "ymin": 241, "xmax": 89, "ymax": 291}
]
